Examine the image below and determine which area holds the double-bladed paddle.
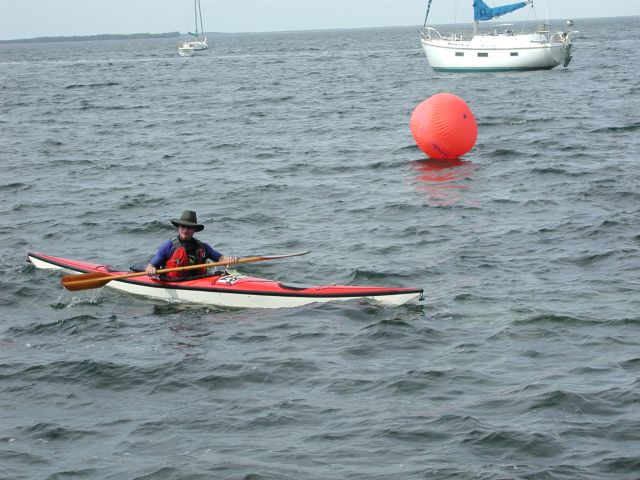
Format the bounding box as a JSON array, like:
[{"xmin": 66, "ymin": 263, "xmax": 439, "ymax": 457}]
[{"xmin": 61, "ymin": 251, "xmax": 311, "ymax": 291}]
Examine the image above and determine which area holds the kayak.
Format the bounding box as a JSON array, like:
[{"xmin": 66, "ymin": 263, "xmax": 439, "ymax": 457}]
[{"xmin": 27, "ymin": 252, "xmax": 424, "ymax": 309}]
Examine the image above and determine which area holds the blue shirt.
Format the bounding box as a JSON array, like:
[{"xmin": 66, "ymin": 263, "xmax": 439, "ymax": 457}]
[{"xmin": 150, "ymin": 238, "xmax": 223, "ymax": 267}]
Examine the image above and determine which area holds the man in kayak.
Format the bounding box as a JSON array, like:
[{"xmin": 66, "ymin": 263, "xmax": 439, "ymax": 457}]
[{"xmin": 144, "ymin": 210, "xmax": 238, "ymax": 279}]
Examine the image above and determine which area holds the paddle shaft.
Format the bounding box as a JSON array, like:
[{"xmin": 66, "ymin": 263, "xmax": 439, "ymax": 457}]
[{"xmin": 61, "ymin": 251, "xmax": 310, "ymax": 291}]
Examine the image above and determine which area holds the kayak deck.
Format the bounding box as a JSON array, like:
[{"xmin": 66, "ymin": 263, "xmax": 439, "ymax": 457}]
[{"xmin": 28, "ymin": 252, "xmax": 424, "ymax": 309}]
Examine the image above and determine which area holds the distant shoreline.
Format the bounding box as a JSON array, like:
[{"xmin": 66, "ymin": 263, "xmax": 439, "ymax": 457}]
[
  {"xmin": 1, "ymin": 16, "xmax": 637, "ymax": 44},
  {"xmin": 0, "ymin": 32, "xmax": 180, "ymax": 44}
]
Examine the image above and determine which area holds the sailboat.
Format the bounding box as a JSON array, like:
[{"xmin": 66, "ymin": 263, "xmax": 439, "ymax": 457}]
[
  {"xmin": 177, "ymin": 0, "xmax": 209, "ymax": 57},
  {"xmin": 419, "ymin": 0, "xmax": 575, "ymax": 72}
]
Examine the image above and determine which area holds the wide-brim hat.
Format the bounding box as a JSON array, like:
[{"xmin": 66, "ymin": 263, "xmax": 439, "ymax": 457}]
[{"xmin": 171, "ymin": 210, "xmax": 205, "ymax": 231}]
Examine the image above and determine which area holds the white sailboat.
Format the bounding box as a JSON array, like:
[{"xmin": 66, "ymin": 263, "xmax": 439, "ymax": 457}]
[
  {"xmin": 420, "ymin": 0, "xmax": 575, "ymax": 72},
  {"xmin": 177, "ymin": 0, "xmax": 209, "ymax": 56}
]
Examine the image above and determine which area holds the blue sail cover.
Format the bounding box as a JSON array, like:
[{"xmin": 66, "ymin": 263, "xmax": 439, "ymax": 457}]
[{"xmin": 473, "ymin": 0, "xmax": 529, "ymax": 22}]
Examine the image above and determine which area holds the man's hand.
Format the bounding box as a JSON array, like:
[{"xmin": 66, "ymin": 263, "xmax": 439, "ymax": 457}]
[
  {"xmin": 145, "ymin": 263, "xmax": 158, "ymax": 277},
  {"xmin": 220, "ymin": 255, "xmax": 238, "ymax": 266}
]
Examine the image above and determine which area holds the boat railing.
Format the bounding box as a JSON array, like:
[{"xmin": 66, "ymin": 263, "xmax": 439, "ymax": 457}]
[
  {"xmin": 420, "ymin": 27, "xmax": 442, "ymax": 40},
  {"xmin": 551, "ymin": 30, "xmax": 574, "ymax": 44},
  {"xmin": 421, "ymin": 27, "xmax": 466, "ymax": 42}
]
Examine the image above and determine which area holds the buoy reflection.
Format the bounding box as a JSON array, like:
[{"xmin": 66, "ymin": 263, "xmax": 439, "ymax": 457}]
[{"xmin": 411, "ymin": 158, "xmax": 478, "ymax": 206}]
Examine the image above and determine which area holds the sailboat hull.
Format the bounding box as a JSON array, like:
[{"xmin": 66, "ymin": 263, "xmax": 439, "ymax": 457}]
[
  {"xmin": 178, "ymin": 46, "xmax": 195, "ymax": 57},
  {"xmin": 420, "ymin": 30, "xmax": 572, "ymax": 72}
]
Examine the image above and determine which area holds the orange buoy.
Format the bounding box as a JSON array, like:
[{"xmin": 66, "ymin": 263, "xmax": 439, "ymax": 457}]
[{"xmin": 410, "ymin": 93, "xmax": 477, "ymax": 160}]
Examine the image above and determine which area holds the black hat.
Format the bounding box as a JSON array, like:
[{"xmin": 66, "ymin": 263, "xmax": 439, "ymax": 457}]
[{"xmin": 171, "ymin": 210, "xmax": 204, "ymax": 232}]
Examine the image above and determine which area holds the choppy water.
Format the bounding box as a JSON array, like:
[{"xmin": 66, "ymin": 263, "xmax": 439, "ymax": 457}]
[{"xmin": 1, "ymin": 16, "xmax": 640, "ymax": 480}]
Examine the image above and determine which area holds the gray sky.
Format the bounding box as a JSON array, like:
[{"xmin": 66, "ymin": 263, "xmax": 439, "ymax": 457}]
[{"xmin": 1, "ymin": 0, "xmax": 638, "ymax": 40}]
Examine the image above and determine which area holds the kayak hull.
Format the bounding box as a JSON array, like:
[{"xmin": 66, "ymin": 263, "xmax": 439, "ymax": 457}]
[{"xmin": 28, "ymin": 252, "xmax": 423, "ymax": 309}]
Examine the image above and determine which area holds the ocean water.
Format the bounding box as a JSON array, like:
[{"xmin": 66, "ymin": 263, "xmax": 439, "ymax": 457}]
[{"xmin": 1, "ymin": 16, "xmax": 640, "ymax": 479}]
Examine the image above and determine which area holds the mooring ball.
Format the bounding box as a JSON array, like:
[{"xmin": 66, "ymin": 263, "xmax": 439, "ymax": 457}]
[{"xmin": 410, "ymin": 93, "xmax": 478, "ymax": 160}]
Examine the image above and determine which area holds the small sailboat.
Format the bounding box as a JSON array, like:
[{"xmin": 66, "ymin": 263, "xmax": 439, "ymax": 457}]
[
  {"xmin": 177, "ymin": 44, "xmax": 196, "ymax": 57},
  {"xmin": 177, "ymin": 0, "xmax": 208, "ymax": 56},
  {"xmin": 420, "ymin": 0, "xmax": 575, "ymax": 72}
]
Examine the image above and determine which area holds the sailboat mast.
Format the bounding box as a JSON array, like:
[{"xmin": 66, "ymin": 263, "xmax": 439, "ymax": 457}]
[
  {"xmin": 198, "ymin": 0, "xmax": 205, "ymax": 40},
  {"xmin": 423, "ymin": 0, "xmax": 434, "ymax": 27},
  {"xmin": 193, "ymin": 0, "xmax": 199, "ymax": 37},
  {"xmin": 193, "ymin": 0, "xmax": 199, "ymax": 38}
]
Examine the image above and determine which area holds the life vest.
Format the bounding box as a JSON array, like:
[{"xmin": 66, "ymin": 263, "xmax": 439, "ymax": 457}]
[{"xmin": 164, "ymin": 237, "xmax": 207, "ymax": 279}]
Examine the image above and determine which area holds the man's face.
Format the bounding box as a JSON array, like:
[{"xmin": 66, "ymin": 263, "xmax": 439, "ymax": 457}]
[{"xmin": 178, "ymin": 225, "xmax": 195, "ymax": 241}]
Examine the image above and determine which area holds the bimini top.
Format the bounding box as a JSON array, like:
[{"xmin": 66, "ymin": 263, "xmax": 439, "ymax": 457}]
[{"xmin": 473, "ymin": 0, "xmax": 530, "ymax": 22}]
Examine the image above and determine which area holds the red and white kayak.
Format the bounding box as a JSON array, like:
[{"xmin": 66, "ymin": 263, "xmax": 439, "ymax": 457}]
[{"xmin": 28, "ymin": 252, "xmax": 423, "ymax": 309}]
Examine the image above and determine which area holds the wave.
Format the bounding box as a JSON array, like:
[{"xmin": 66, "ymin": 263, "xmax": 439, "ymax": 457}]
[
  {"xmin": 512, "ymin": 313, "xmax": 599, "ymax": 327},
  {"xmin": 0, "ymin": 182, "xmax": 32, "ymax": 192},
  {"xmin": 526, "ymin": 387, "xmax": 639, "ymax": 416},
  {"xmin": 590, "ymin": 122, "xmax": 640, "ymax": 134},
  {"xmin": 3, "ymin": 359, "xmax": 191, "ymax": 391},
  {"xmin": 64, "ymin": 82, "xmax": 120, "ymax": 89},
  {"xmin": 23, "ymin": 422, "xmax": 100, "ymax": 442}
]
